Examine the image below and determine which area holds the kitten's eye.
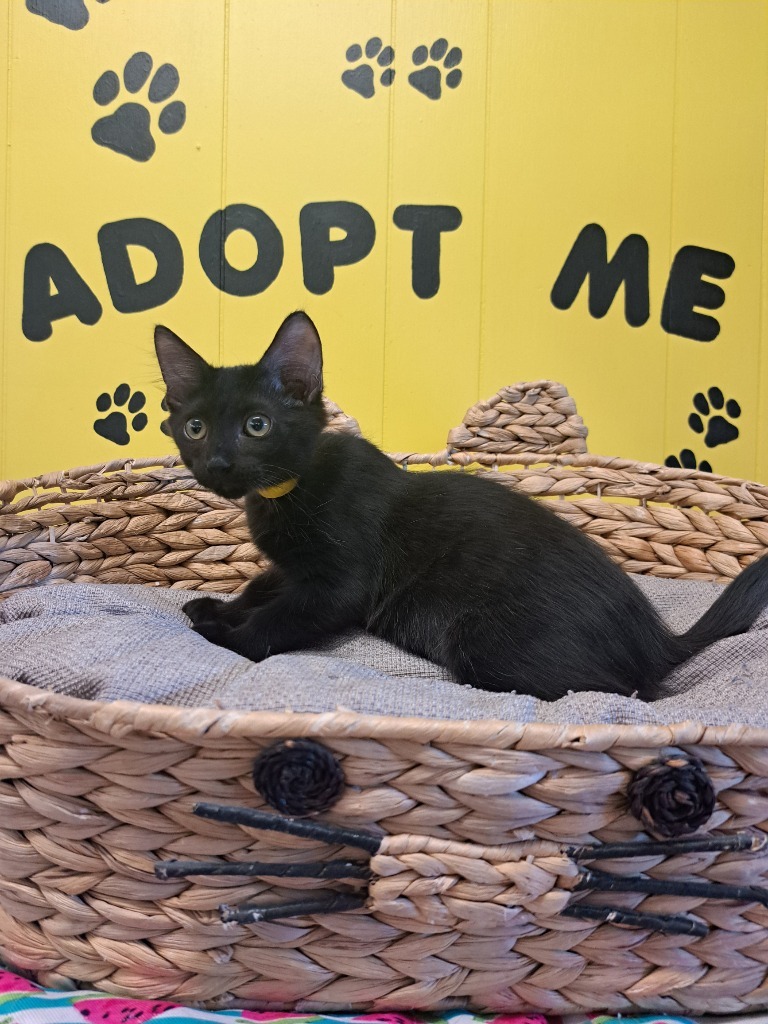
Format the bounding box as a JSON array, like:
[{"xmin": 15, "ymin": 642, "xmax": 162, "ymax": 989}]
[
  {"xmin": 184, "ymin": 418, "xmax": 208, "ymax": 440},
  {"xmin": 244, "ymin": 414, "xmax": 272, "ymax": 438}
]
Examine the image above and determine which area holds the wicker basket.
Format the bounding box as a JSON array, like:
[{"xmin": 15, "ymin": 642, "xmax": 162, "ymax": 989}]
[{"xmin": 2, "ymin": 382, "xmax": 768, "ymax": 1016}]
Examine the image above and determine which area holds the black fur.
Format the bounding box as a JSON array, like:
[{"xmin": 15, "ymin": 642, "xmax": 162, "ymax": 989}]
[{"xmin": 155, "ymin": 312, "xmax": 768, "ymax": 701}]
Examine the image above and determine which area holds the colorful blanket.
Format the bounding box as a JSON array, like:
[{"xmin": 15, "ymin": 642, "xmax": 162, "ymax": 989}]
[{"xmin": 0, "ymin": 968, "xmax": 726, "ymax": 1024}]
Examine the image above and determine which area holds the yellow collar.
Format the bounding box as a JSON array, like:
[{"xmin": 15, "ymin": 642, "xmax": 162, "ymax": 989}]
[{"xmin": 257, "ymin": 477, "xmax": 299, "ymax": 499}]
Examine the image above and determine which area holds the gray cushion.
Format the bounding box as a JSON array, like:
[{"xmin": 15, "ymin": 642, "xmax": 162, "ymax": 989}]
[{"xmin": 0, "ymin": 575, "xmax": 764, "ymax": 726}]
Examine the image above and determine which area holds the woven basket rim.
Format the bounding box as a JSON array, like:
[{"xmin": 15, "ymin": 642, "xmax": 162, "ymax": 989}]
[
  {"xmin": 1, "ymin": 673, "xmax": 765, "ymax": 748},
  {"xmin": 4, "ymin": 448, "xmax": 768, "ymax": 498}
]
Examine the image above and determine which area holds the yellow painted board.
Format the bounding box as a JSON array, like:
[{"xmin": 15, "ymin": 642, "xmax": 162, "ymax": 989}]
[
  {"xmin": 0, "ymin": 2, "xmax": 9, "ymax": 480},
  {"xmin": 763, "ymin": 77, "xmax": 768, "ymax": 479},
  {"xmin": 755, "ymin": 2, "xmax": 768, "ymax": 485},
  {"xmin": 222, "ymin": 0, "xmax": 394, "ymax": 444},
  {"xmin": 664, "ymin": 0, "xmax": 767, "ymax": 482},
  {"xmin": 481, "ymin": 0, "xmax": 678, "ymax": 465},
  {"xmin": 1, "ymin": 0, "xmax": 768, "ymax": 485},
  {"xmin": 3, "ymin": 0, "xmax": 226, "ymax": 479},
  {"xmin": 381, "ymin": 0, "xmax": 488, "ymax": 453}
]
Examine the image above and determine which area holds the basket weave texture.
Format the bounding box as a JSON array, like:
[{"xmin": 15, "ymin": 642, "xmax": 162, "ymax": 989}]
[{"xmin": 1, "ymin": 383, "xmax": 768, "ymax": 1015}]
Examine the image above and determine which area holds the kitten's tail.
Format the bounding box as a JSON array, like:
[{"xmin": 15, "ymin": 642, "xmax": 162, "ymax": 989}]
[{"xmin": 654, "ymin": 552, "xmax": 768, "ymax": 694}]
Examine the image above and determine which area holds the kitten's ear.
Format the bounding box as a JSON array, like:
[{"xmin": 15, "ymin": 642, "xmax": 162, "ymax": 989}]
[
  {"xmin": 154, "ymin": 326, "xmax": 209, "ymax": 408},
  {"xmin": 260, "ymin": 311, "xmax": 323, "ymax": 404}
]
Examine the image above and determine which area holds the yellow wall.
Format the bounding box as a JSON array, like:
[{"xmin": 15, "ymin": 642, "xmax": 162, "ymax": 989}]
[{"xmin": 1, "ymin": 0, "xmax": 767, "ymax": 481}]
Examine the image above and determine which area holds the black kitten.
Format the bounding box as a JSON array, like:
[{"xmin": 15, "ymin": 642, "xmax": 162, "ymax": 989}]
[{"xmin": 155, "ymin": 312, "xmax": 768, "ymax": 701}]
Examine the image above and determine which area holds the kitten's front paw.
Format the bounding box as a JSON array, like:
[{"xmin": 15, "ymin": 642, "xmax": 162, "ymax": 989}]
[
  {"xmin": 183, "ymin": 596, "xmax": 225, "ymax": 626},
  {"xmin": 193, "ymin": 617, "xmax": 234, "ymax": 649}
]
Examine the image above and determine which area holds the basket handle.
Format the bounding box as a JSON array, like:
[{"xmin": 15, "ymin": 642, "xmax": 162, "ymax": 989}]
[
  {"xmin": 447, "ymin": 380, "xmax": 588, "ymax": 457},
  {"xmin": 322, "ymin": 397, "xmax": 363, "ymax": 436}
]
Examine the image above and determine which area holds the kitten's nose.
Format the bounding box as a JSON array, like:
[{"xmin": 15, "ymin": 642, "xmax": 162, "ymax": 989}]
[{"xmin": 207, "ymin": 455, "xmax": 232, "ymax": 472}]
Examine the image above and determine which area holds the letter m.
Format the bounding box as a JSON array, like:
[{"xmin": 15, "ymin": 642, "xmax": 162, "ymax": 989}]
[{"xmin": 551, "ymin": 223, "xmax": 649, "ymax": 327}]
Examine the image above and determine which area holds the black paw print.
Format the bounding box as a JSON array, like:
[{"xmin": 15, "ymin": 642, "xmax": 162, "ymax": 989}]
[
  {"xmin": 94, "ymin": 384, "xmax": 148, "ymax": 446},
  {"xmin": 665, "ymin": 449, "xmax": 713, "ymax": 473},
  {"xmin": 26, "ymin": 0, "xmax": 109, "ymax": 31},
  {"xmin": 409, "ymin": 38, "xmax": 462, "ymax": 100},
  {"xmin": 342, "ymin": 38, "xmax": 395, "ymax": 98},
  {"xmin": 688, "ymin": 387, "xmax": 741, "ymax": 448},
  {"xmin": 91, "ymin": 52, "xmax": 186, "ymax": 162}
]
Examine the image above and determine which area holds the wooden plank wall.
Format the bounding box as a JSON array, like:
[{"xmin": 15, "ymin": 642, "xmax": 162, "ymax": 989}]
[{"xmin": 1, "ymin": 0, "xmax": 766, "ymax": 482}]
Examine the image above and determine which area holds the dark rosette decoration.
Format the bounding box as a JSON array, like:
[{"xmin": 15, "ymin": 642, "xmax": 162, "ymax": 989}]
[
  {"xmin": 628, "ymin": 754, "xmax": 715, "ymax": 837},
  {"xmin": 252, "ymin": 739, "xmax": 345, "ymax": 816}
]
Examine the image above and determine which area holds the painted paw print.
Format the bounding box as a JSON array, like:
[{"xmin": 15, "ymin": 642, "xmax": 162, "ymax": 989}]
[
  {"xmin": 665, "ymin": 449, "xmax": 713, "ymax": 473},
  {"xmin": 91, "ymin": 52, "xmax": 186, "ymax": 162},
  {"xmin": 94, "ymin": 384, "xmax": 148, "ymax": 446},
  {"xmin": 26, "ymin": 0, "xmax": 109, "ymax": 31},
  {"xmin": 409, "ymin": 38, "xmax": 462, "ymax": 100},
  {"xmin": 342, "ymin": 38, "xmax": 395, "ymax": 99},
  {"xmin": 689, "ymin": 387, "xmax": 741, "ymax": 448}
]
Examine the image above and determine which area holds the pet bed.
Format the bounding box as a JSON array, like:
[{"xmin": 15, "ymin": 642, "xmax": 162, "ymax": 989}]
[
  {"xmin": 1, "ymin": 384, "xmax": 768, "ymax": 1017},
  {"xmin": 0, "ymin": 575, "xmax": 767, "ymax": 727},
  {"xmin": 0, "ymin": 964, "xmax": 718, "ymax": 1024}
]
